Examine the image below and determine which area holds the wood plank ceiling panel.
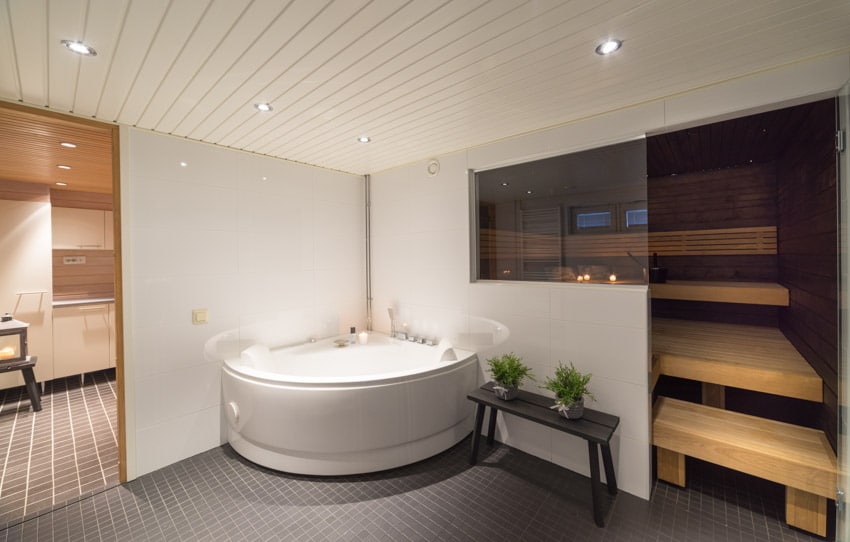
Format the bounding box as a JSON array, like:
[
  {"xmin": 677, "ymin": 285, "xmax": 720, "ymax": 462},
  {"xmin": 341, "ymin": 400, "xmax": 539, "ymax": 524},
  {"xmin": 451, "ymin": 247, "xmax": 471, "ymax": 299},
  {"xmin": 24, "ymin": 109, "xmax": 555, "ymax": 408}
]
[
  {"xmin": 95, "ymin": 0, "xmax": 169, "ymax": 122},
  {"xmin": 117, "ymin": 0, "xmax": 212, "ymax": 126},
  {"xmin": 229, "ymin": 0, "xmax": 471, "ymax": 151},
  {"xmin": 204, "ymin": 0, "xmax": 395, "ymax": 145},
  {"xmin": 0, "ymin": 4, "xmax": 21, "ymax": 99},
  {"xmin": 164, "ymin": 0, "xmax": 331, "ymax": 137},
  {"xmin": 151, "ymin": 0, "xmax": 293, "ymax": 134},
  {"xmin": 0, "ymin": 106, "xmax": 113, "ymax": 193},
  {"xmin": 134, "ymin": 0, "xmax": 253, "ymax": 129},
  {"xmin": 8, "ymin": 0, "xmax": 47, "ymax": 105},
  {"xmin": 216, "ymin": 0, "xmax": 441, "ymax": 149},
  {"xmin": 45, "ymin": 0, "xmax": 86, "ymax": 113},
  {"xmin": 72, "ymin": 0, "xmax": 131, "ymax": 116},
  {"xmin": 1, "ymin": 0, "xmax": 849, "ymax": 175}
]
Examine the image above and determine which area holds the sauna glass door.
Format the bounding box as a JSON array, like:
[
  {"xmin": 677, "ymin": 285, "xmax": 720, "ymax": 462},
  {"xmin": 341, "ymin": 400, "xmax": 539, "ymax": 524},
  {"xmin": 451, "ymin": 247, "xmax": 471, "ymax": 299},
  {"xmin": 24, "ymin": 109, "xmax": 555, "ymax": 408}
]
[{"xmin": 838, "ymin": 78, "xmax": 849, "ymax": 541}]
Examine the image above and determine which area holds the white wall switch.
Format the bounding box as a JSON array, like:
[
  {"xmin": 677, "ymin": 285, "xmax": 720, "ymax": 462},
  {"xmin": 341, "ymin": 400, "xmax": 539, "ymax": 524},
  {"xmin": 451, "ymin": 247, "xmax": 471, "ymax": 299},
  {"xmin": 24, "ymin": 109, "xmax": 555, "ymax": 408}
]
[{"xmin": 192, "ymin": 309, "xmax": 209, "ymax": 325}]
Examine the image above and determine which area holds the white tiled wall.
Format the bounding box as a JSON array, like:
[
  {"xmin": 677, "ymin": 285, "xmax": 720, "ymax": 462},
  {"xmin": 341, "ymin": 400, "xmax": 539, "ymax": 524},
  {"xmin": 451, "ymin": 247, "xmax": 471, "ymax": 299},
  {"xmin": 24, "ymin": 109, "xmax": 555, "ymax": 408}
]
[
  {"xmin": 125, "ymin": 129, "xmax": 365, "ymax": 476},
  {"xmin": 117, "ymin": 52, "xmax": 849, "ymax": 487},
  {"xmin": 370, "ymin": 148, "xmax": 653, "ymax": 501}
]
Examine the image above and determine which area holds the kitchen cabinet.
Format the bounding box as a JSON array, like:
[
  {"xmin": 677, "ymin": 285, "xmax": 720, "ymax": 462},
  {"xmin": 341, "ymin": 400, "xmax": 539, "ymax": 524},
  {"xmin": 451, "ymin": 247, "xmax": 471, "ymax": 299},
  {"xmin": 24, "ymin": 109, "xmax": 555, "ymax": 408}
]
[
  {"xmin": 52, "ymin": 207, "xmax": 113, "ymax": 250},
  {"xmin": 52, "ymin": 303, "xmax": 111, "ymax": 379}
]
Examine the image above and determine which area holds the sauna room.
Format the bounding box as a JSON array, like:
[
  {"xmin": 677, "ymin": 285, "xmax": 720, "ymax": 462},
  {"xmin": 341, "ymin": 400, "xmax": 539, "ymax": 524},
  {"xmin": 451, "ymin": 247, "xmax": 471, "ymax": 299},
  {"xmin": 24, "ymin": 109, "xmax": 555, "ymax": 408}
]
[{"xmin": 649, "ymin": 97, "xmax": 838, "ymax": 534}]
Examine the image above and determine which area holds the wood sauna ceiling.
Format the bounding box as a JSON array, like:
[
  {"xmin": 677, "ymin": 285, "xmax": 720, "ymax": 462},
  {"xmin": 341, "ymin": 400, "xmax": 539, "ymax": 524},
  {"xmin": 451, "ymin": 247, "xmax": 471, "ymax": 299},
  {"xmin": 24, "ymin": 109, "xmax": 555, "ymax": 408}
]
[
  {"xmin": 0, "ymin": 105, "xmax": 113, "ymax": 193},
  {"xmin": 1, "ymin": 0, "xmax": 849, "ymax": 176},
  {"xmin": 647, "ymin": 100, "xmax": 831, "ymax": 178}
]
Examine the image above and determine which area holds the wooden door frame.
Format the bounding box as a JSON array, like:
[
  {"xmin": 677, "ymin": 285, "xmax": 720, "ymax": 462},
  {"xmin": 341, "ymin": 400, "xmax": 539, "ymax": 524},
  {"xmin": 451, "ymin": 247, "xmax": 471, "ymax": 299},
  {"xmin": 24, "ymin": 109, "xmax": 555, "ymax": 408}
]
[{"xmin": 0, "ymin": 100, "xmax": 126, "ymax": 482}]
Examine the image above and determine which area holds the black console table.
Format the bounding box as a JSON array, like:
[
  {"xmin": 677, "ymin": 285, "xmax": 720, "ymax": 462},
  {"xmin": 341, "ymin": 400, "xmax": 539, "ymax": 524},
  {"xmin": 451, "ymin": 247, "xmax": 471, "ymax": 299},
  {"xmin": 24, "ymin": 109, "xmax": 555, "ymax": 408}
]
[
  {"xmin": 0, "ymin": 356, "xmax": 41, "ymax": 411},
  {"xmin": 467, "ymin": 382, "xmax": 619, "ymax": 527}
]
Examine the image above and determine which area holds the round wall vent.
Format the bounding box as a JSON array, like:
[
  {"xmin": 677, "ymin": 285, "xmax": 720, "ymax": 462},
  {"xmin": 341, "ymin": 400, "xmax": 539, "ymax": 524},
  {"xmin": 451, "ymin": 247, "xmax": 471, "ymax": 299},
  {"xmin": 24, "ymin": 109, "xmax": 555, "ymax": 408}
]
[{"xmin": 426, "ymin": 159, "xmax": 440, "ymax": 177}]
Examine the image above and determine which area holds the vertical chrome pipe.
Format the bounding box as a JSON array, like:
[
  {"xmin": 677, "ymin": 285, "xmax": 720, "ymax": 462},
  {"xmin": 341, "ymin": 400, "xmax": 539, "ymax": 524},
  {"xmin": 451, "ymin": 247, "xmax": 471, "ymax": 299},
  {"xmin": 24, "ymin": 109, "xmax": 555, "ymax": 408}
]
[{"xmin": 365, "ymin": 174, "xmax": 372, "ymax": 331}]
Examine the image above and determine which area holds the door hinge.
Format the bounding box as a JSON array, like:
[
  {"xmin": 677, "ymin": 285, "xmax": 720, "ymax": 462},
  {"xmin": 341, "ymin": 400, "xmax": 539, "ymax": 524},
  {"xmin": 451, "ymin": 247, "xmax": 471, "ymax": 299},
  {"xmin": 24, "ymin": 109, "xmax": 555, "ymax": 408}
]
[
  {"xmin": 838, "ymin": 488, "xmax": 845, "ymax": 512},
  {"xmin": 838, "ymin": 130, "xmax": 846, "ymax": 152}
]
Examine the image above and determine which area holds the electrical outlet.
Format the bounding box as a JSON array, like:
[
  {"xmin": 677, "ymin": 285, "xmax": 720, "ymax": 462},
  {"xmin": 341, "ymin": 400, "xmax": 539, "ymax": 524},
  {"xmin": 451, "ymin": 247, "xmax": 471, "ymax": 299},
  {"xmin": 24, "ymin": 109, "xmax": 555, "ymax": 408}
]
[{"xmin": 192, "ymin": 309, "xmax": 209, "ymax": 325}]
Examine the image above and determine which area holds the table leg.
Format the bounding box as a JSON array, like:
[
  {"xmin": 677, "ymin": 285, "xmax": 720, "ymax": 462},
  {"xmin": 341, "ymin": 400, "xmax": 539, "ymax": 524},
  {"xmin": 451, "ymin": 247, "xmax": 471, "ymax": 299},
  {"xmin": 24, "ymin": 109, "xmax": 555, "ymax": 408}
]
[
  {"xmin": 486, "ymin": 408, "xmax": 498, "ymax": 446},
  {"xmin": 470, "ymin": 403, "xmax": 486, "ymax": 465},
  {"xmin": 588, "ymin": 441, "xmax": 604, "ymax": 527},
  {"xmin": 601, "ymin": 443, "xmax": 617, "ymax": 495},
  {"xmin": 21, "ymin": 367, "xmax": 42, "ymax": 412}
]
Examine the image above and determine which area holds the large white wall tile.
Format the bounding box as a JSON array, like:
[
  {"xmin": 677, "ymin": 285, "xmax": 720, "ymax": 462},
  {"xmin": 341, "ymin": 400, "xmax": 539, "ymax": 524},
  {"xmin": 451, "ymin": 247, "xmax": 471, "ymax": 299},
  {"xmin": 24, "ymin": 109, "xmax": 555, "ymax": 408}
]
[
  {"xmin": 126, "ymin": 128, "xmax": 364, "ymax": 477},
  {"xmin": 550, "ymin": 320, "xmax": 648, "ymax": 386}
]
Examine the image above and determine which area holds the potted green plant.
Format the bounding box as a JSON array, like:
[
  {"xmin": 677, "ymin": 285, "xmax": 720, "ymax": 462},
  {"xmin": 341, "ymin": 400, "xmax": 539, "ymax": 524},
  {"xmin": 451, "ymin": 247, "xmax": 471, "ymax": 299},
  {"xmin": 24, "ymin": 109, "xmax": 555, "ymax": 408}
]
[
  {"xmin": 542, "ymin": 362, "xmax": 593, "ymax": 419},
  {"xmin": 486, "ymin": 352, "xmax": 534, "ymax": 400}
]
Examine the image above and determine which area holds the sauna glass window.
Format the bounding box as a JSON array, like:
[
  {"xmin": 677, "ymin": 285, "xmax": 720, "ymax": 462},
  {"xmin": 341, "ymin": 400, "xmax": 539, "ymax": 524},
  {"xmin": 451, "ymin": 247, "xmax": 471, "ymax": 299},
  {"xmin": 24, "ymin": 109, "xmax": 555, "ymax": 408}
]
[{"xmin": 473, "ymin": 139, "xmax": 648, "ymax": 284}]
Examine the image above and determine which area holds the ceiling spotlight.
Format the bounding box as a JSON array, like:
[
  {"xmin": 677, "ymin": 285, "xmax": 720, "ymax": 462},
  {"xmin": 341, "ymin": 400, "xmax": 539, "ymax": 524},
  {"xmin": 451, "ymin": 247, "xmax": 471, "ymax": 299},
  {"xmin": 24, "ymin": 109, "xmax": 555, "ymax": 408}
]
[
  {"xmin": 179, "ymin": 161, "xmax": 188, "ymax": 167},
  {"xmin": 358, "ymin": 136, "xmax": 371, "ymax": 143},
  {"xmin": 61, "ymin": 40, "xmax": 97, "ymax": 56},
  {"xmin": 57, "ymin": 164, "xmax": 71, "ymax": 170},
  {"xmin": 60, "ymin": 142, "xmax": 77, "ymax": 148},
  {"xmin": 500, "ymin": 182, "xmax": 510, "ymax": 187},
  {"xmin": 55, "ymin": 182, "xmax": 68, "ymax": 187},
  {"xmin": 254, "ymin": 102, "xmax": 273, "ymax": 112},
  {"xmin": 526, "ymin": 189, "xmax": 534, "ymax": 195},
  {"xmin": 595, "ymin": 39, "xmax": 622, "ymax": 55}
]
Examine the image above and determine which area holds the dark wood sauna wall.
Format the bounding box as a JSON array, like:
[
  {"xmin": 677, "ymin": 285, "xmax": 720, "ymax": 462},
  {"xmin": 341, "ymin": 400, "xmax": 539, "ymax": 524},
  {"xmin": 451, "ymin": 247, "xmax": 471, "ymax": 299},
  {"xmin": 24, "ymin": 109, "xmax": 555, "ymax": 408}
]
[
  {"xmin": 648, "ymin": 163, "xmax": 780, "ymax": 325},
  {"xmin": 776, "ymin": 98, "xmax": 838, "ymax": 449}
]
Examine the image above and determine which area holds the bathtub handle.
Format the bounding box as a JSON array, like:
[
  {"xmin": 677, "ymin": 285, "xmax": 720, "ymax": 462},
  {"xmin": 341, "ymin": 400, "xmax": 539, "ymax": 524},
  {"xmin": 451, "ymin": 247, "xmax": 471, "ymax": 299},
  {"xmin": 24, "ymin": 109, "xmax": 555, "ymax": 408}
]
[{"xmin": 227, "ymin": 401, "xmax": 240, "ymax": 424}]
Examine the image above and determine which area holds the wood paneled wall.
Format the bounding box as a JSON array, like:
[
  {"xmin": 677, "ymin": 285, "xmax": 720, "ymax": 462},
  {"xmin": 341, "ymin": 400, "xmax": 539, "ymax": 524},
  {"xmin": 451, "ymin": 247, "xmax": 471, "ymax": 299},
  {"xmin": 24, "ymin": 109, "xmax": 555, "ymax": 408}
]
[
  {"xmin": 50, "ymin": 189, "xmax": 112, "ymax": 211},
  {"xmin": 52, "ymin": 249, "xmax": 115, "ymax": 301},
  {"xmin": 776, "ymin": 98, "xmax": 838, "ymax": 449},
  {"xmin": 648, "ymin": 163, "xmax": 777, "ymax": 282}
]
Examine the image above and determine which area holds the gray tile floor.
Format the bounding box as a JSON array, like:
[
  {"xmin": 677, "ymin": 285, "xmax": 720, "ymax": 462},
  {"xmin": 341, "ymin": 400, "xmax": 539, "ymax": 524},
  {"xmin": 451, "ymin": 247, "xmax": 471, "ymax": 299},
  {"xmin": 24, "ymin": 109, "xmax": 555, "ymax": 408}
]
[
  {"xmin": 0, "ymin": 433, "xmax": 831, "ymax": 541},
  {"xmin": 0, "ymin": 369, "xmax": 119, "ymax": 529}
]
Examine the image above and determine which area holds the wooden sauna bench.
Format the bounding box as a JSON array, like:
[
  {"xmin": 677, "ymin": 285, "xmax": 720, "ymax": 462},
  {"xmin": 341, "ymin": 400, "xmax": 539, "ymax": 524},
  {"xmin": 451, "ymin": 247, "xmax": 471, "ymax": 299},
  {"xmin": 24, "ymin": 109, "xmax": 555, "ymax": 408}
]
[
  {"xmin": 651, "ymin": 318, "xmax": 822, "ymax": 402},
  {"xmin": 650, "ymin": 280, "xmax": 789, "ymax": 306},
  {"xmin": 654, "ymin": 396, "xmax": 836, "ymax": 536}
]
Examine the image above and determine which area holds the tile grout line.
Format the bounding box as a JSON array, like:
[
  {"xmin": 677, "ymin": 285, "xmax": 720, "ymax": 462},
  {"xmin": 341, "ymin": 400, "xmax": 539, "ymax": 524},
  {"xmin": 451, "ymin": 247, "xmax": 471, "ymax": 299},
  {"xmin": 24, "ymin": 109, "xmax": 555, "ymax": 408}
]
[
  {"xmin": 49, "ymin": 380, "xmax": 55, "ymax": 507},
  {"xmin": 0, "ymin": 391, "xmax": 22, "ymax": 499},
  {"xmin": 79, "ymin": 374, "xmax": 108, "ymax": 485},
  {"xmin": 93, "ymin": 371, "xmax": 118, "ymax": 447},
  {"xmin": 21, "ymin": 405, "xmax": 37, "ymax": 516},
  {"xmin": 64, "ymin": 376, "xmax": 83, "ymax": 495}
]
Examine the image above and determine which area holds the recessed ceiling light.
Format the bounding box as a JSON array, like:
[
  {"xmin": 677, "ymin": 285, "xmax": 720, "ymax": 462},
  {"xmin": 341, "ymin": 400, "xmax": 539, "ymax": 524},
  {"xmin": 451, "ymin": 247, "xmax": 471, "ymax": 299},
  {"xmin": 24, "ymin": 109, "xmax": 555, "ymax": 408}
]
[
  {"xmin": 526, "ymin": 190, "xmax": 534, "ymax": 195},
  {"xmin": 358, "ymin": 136, "xmax": 371, "ymax": 143},
  {"xmin": 57, "ymin": 164, "xmax": 71, "ymax": 170},
  {"xmin": 595, "ymin": 39, "xmax": 622, "ymax": 55},
  {"xmin": 61, "ymin": 40, "xmax": 97, "ymax": 56},
  {"xmin": 254, "ymin": 102, "xmax": 273, "ymax": 112},
  {"xmin": 500, "ymin": 182, "xmax": 510, "ymax": 187},
  {"xmin": 55, "ymin": 182, "xmax": 68, "ymax": 187},
  {"xmin": 60, "ymin": 142, "xmax": 77, "ymax": 148},
  {"xmin": 180, "ymin": 161, "xmax": 188, "ymax": 167}
]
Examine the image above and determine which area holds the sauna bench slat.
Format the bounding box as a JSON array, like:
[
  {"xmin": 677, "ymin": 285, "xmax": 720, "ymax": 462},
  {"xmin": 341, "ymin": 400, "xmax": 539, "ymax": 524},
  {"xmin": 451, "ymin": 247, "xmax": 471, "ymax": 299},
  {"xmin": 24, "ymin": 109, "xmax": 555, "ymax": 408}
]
[
  {"xmin": 467, "ymin": 382, "xmax": 619, "ymax": 527},
  {"xmin": 653, "ymin": 396, "xmax": 836, "ymax": 499},
  {"xmin": 652, "ymin": 318, "xmax": 822, "ymax": 402},
  {"xmin": 650, "ymin": 280, "xmax": 789, "ymax": 306}
]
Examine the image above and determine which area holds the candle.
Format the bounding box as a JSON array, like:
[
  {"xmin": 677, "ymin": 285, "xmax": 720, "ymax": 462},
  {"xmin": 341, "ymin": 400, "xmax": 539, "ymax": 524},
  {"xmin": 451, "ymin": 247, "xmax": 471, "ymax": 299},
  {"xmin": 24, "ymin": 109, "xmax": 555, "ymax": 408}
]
[
  {"xmin": 358, "ymin": 331, "xmax": 368, "ymax": 345},
  {"xmin": 583, "ymin": 273, "xmax": 590, "ymax": 281},
  {"xmin": 609, "ymin": 273, "xmax": 617, "ymax": 283}
]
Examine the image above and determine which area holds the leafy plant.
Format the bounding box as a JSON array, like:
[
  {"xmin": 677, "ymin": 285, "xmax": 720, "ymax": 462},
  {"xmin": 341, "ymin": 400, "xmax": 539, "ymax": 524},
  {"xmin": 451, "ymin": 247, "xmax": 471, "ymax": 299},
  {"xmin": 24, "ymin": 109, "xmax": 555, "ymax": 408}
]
[
  {"xmin": 542, "ymin": 362, "xmax": 593, "ymax": 407},
  {"xmin": 486, "ymin": 352, "xmax": 534, "ymax": 388}
]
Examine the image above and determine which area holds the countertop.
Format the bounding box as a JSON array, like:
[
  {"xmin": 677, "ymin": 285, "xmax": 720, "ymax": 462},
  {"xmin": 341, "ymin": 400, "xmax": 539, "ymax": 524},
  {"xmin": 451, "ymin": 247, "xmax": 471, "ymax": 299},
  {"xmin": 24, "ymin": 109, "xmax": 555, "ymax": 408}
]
[{"xmin": 52, "ymin": 297, "xmax": 115, "ymax": 308}]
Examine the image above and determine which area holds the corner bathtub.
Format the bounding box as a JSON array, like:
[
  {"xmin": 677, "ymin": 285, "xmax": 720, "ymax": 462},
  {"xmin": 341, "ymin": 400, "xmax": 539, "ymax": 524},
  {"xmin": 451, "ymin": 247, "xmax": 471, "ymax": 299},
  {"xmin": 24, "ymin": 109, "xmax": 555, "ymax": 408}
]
[{"xmin": 221, "ymin": 334, "xmax": 478, "ymax": 475}]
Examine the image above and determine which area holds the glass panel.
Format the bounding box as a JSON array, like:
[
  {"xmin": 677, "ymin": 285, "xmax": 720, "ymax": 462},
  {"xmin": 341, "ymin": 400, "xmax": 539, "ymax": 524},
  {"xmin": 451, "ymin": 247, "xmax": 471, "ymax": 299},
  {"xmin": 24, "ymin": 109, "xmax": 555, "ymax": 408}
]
[
  {"xmin": 838, "ymin": 78, "xmax": 850, "ymax": 541},
  {"xmin": 474, "ymin": 139, "xmax": 648, "ymax": 284}
]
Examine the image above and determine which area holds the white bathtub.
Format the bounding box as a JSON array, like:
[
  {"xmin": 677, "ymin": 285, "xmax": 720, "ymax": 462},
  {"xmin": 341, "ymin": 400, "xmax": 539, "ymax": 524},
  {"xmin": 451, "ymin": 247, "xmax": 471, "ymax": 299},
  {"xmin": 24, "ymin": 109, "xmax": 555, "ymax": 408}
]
[{"xmin": 220, "ymin": 333, "xmax": 478, "ymax": 475}]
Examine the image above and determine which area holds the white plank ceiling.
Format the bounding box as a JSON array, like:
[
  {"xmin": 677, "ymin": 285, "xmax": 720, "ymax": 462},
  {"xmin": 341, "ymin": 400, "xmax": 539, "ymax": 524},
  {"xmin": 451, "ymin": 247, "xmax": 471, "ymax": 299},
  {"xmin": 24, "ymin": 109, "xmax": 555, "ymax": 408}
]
[{"xmin": 1, "ymin": 0, "xmax": 849, "ymax": 176}]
